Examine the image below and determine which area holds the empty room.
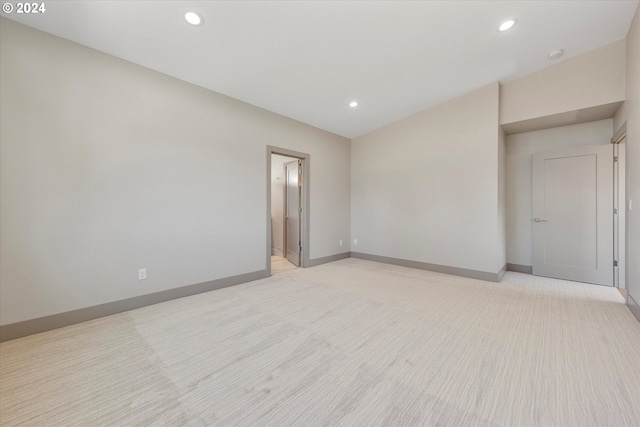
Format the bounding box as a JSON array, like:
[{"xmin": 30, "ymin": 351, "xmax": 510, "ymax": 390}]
[{"xmin": 1, "ymin": 1, "xmax": 639, "ymax": 426}]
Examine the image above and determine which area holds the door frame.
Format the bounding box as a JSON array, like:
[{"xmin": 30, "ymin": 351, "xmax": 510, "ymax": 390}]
[
  {"xmin": 531, "ymin": 144, "xmax": 614, "ymax": 286},
  {"xmin": 612, "ymin": 123, "xmax": 628, "ymax": 296},
  {"xmin": 266, "ymin": 146, "xmax": 310, "ymax": 276}
]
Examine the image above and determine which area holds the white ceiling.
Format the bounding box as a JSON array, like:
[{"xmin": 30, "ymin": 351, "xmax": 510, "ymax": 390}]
[{"xmin": 4, "ymin": 0, "xmax": 638, "ymax": 138}]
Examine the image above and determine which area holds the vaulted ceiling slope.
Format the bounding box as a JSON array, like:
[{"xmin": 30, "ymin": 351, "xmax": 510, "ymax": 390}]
[{"xmin": 4, "ymin": 1, "xmax": 639, "ymax": 138}]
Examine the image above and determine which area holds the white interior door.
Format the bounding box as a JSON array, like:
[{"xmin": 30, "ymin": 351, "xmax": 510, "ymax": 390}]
[
  {"xmin": 532, "ymin": 144, "xmax": 613, "ymax": 286},
  {"xmin": 285, "ymin": 160, "xmax": 301, "ymax": 266}
]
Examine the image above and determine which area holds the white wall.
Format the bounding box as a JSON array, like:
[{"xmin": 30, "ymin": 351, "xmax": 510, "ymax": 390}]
[
  {"xmin": 500, "ymin": 40, "xmax": 626, "ymax": 125},
  {"xmin": 270, "ymin": 154, "xmax": 294, "ymax": 256},
  {"xmin": 351, "ymin": 83, "xmax": 502, "ymax": 276},
  {"xmin": 505, "ymin": 119, "xmax": 613, "ymax": 267},
  {"xmin": 614, "ymin": 5, "xmax": 640, "ymax": 312},
  {"xmin": 0, "ymin": 19, "xmax": 351, "ymax": 326}
]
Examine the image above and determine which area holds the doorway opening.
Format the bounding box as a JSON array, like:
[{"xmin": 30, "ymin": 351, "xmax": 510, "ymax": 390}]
[
  {"xmin": 531, "ymin": 144, "xmax": 614, "ymax": 286},
  {"xmin": 266, "ymin": 146, "xmax": 310, "ymax": 276},
  {"xmin": 529, "ymin": 131, "xmax": 627, "ymax": 290}
]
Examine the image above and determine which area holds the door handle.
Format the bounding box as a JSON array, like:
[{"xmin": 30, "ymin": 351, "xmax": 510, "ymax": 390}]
[{"xmin": 532, "ymin": 218, "xmax": 548, "ymax": 222}]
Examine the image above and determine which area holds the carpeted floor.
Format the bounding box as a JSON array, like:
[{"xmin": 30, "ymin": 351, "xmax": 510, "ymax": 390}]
[{"xmin": 1, "ymin": 258, "xmax": 639, "ymax": 426}]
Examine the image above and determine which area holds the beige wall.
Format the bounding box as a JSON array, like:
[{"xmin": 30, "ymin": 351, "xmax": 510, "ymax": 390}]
[
  {"xmin": 501, "ymin": 40, "xmax": 626, "ymax": 125},
  {"xmin": 505, "ymin": 120, "xmax": 614, "ymax": 267},
  {"xmin": 351, "ymin": 82, "xmax": 502, "ymax": 275},
  {"xmin": 614, "ymin": 6, "xmax": 640, "ymax": 311},
  {"xmin": 0, "ymin": 19, "xmax": 351, "ymax": 326}
]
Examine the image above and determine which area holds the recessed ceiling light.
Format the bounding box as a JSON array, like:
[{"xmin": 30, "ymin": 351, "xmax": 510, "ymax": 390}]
[
  {"xmin": 547, "ymin": 49, "xmax": 565, "ymax": 60},
  {"xmin": 498, "ymin": 19, "xmax": 517, "ymax": 32},
  {"xmin": 184, "ymin": 11, "xmax": 203, "ymax": 26},
  {"xmin": 349, "ymin": 101, "xmax": 359, "ymax": 108}
]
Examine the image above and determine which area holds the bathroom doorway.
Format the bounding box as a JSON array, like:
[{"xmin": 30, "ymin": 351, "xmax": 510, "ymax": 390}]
[{"xmin": 267, "ymin": 146, "xmax": 310, "ymax": 276}]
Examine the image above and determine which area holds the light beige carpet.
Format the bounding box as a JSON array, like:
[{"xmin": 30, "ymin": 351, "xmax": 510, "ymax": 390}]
[{"xmin": 1, "ymin": 258, "xmax": 639, "ymax": 426}]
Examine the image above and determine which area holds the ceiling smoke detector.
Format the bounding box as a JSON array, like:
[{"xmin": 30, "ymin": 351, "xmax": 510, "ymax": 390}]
[{"xmin": 547, "ymin": 49, "xmax": 565, "ymax": 60}]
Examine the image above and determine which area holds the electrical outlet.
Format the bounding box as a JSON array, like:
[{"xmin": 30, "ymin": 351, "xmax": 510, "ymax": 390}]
[
  {"xmin": 339, "ymin": 240, "xmax": 343, "ymax": 246},
  {"xmin": 138, "ymin": 268, "xmax": 147, "ymax": 280},
  {"xmin": 354, "ymin": 238, "xmax": 358, "ymax": 245}
]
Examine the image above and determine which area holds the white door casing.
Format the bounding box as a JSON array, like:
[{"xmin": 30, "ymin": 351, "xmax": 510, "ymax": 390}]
[{"xmin": 532, "ymin": 144, "xmax": 613, "ymax": 286}]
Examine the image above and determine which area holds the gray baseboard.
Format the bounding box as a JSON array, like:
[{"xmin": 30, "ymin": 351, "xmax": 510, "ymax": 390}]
[
  {"xmin": 351, "ymin": 252, "xmax": 502, "ymax": 282},
  {"xmin": 507, "ymin": 263, "xmax": 533, "ymax": 274},
  {"xmin": 498, "ymin": 264, "xmax": 507, "ymax": 281},
  {"xmin": 308, "ymin": 251, "xmax": 352, "ymax": 267},
  {"xmin": 628, "ymin": 293, "xmax": 640, "ymax": 323},
  {"xmin": 0, "ymin": 269, "xmax": 267, "ymax": 342}
]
